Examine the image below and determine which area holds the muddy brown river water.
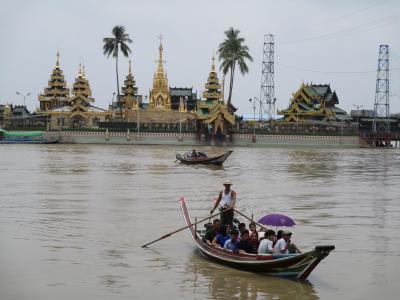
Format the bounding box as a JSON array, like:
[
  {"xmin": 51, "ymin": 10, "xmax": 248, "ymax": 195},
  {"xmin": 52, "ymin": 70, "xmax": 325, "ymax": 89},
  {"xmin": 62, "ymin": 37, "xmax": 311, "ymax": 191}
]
[{"xmin": 0, "ymin": 145, "xmax": 399, "ymax": 299}]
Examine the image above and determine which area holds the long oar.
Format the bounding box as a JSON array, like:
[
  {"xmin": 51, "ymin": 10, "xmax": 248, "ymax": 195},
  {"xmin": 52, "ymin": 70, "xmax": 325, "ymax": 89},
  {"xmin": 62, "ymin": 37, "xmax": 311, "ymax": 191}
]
[
  {"xmin": 232, "ymin": 208, "xmax": 268, "ymax": 231},
  {"xmin": 141, "ymin": 208, "xmax": 228, "ymax": 248},
  {"xmin": 211, "ymin": 198, "xmax": 268, "ymax": 231}
]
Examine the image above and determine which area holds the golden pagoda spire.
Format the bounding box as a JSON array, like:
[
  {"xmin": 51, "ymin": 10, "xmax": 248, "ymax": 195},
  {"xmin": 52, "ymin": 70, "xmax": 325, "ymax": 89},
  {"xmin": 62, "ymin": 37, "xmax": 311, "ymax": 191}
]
[
  {"xmin": 121, "ymin": 59, "xmax": 138, "ymax": 110},
  {"xmin": 38, "ymin": 51, "xmax": 70, "ymax": 111},
  {"xmin": 202, "ymin": 55, "xmax": 223, "ymax": 102},
  {"xmin": 156, "ymin": 34, "xmax": 166, "ymax": 75},
  {"xmin": 149, "ymin": 35, "xmax": 171, "ymax": 111}
]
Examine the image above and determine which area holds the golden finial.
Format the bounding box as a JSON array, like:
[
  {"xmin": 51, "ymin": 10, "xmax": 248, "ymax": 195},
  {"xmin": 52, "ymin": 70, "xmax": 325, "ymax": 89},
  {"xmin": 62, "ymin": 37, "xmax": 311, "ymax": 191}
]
[
  {"xmin": 211, "ymin": 53, "xmax": 216, "ymax": 72},
  {"xmin": 158, "ymin": 34, "xmax": 163, "ymax": 51},
  {"xmin": 82, "ymin": 64, "xmax": 86, "ymax": 78},
  {"xmin": 78, "ymin": 63, "xmax": 82, "ymax": 76},
  {"xmin": 56, "ymin": 50, "xmax": 60, "ymax": 68},
  {"xmin": 128, "ymin": 59, "xmax": 132, "ymax": 75}
]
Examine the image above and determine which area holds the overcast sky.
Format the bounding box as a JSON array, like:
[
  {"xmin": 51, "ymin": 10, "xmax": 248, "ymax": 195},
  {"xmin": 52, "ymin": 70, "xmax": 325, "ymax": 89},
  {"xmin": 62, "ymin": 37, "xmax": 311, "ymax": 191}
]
[{"xmin": 1, "ymin": 0, "xmax": 399, "ymax": 116}]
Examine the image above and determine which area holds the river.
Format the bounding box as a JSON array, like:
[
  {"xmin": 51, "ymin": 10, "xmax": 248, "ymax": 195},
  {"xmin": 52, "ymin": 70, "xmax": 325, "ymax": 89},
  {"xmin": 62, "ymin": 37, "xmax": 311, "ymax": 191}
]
[{"xmin": 0, "ymin": 145, "xmax": 399, "ymax": 299}]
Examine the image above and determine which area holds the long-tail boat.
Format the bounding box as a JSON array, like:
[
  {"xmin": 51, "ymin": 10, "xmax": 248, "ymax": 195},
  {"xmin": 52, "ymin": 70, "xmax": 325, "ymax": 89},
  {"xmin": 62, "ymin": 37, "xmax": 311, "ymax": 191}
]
[
  {"xmin": 0, "ymin": 129, "xmax": 59, "ymax": 144},
  {"xmin": 176, "ymin": 150, "xmax": 232, "ymax": 165},
  {"xmin": 180, "ymin": 198, "xmax": 335, "ymax": 280}
]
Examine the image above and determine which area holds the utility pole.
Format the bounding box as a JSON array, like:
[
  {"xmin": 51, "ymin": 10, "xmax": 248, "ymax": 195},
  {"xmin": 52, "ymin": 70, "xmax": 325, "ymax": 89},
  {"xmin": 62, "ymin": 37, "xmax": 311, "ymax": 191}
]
[
  {"xmin": 249, "ymin": 98, "xmax": 260, "ymax": 142},
  {"xmin": 16, "ymin": 92, "xmax": 31, "ymax": 127},
  {"xmin": 16, "ymin": 92, "xmax": 31, "ymax": 108},
  {"xmin": 352, "ymin": 104, "xmax": 363, "ymax": 131}
]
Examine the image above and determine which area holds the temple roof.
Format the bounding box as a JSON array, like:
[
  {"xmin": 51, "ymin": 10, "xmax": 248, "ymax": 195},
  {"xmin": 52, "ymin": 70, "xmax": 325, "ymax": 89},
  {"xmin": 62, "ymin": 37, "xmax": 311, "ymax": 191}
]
[
  {"xmin": 202, "ymin": 56, "xmax": 223, "ymax": 101},
  {"xmin": 121, "ymin": 60, "xmax": 138, "ymax": 99},
  {"xmin": 303, "ymin": 84, "xmax": 338, "ymax": 104},
  {"xmin": 39, "ymin": 51, "xmax": 70, "ymax": 101},
  {"xmin": 71, "ymin": 64, "xmax": 93, "ymax": 99},
  {"xmin": 170, "ymin": 87, "xmax": 193, "ymax": 97}
]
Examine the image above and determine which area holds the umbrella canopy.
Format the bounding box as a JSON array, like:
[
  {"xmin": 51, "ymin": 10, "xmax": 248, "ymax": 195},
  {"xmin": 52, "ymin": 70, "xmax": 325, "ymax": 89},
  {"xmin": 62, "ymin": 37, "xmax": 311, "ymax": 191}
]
[{"xmin": 258, "ymin": 214, "xmax": 296, "ymax": 227}]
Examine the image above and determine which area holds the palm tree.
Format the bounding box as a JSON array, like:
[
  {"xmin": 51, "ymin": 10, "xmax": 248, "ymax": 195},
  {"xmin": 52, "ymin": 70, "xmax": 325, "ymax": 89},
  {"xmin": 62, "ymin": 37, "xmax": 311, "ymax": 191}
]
[
  {"xmin": 218, "ymin": 27, "xmax": 253, "ymax": 106},
  {"xmin": 103, "ymin": 25, "xmax": 133, "ymax": 117}
]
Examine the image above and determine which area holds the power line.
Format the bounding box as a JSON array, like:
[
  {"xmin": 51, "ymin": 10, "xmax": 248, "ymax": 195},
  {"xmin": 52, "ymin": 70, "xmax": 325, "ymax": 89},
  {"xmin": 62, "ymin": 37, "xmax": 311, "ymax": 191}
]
[
  {"xmin": 277, "ymin": 63, "xmax": 400, "ymax": 74},
  {"xmin": 326, "ymin": 1, "xmax": 384, "ymax": 23},
  {"xmin": 281, "ymin": 11, "xmax": 400, "ymax": 44}
]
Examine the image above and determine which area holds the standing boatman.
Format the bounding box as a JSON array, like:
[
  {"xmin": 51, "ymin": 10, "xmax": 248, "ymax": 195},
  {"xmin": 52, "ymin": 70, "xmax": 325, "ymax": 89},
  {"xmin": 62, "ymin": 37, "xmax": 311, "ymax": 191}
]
[{"xmin": 210, "ymin": 180, "xmax": 236, "ymax": 226}]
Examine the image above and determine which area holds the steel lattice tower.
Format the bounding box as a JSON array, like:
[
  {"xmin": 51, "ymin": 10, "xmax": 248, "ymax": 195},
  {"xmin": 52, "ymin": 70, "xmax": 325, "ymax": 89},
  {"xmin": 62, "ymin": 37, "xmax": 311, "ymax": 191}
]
[
  {"xmin": 372, "ymin": 45, "xmax": 390, "ymax": 134},
  {"xmin": 260, "ymin": 34, "xmax": 275, "ymax": 120}
]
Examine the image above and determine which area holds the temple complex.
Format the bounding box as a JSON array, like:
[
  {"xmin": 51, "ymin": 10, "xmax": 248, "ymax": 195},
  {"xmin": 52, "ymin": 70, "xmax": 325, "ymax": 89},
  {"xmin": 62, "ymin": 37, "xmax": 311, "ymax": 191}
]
[
  {"xmin": 196, "ymin": 56, "xmax": 236, "ymax": 135},
  {"xmin": 38, "ymin": 51, "xmax": 70, "ymax": 111},
  {"xmin": 278, "ymin": 83, "xmax": 347, "ymax": 124},
  {"xmin": 148, "ymin": 37, "xmax": 171, "ymax": 111}
]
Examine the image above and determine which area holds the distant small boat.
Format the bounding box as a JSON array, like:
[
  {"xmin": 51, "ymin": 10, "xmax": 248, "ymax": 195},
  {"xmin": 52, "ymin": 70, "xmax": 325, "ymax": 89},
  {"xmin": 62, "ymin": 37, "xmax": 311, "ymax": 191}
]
[
  {"xmin": 0, "ymin": 129, "xmax": 59, "ymax": 144},
  {"xmin": 176, "ymin": 150, "xmax": 232, "ymax": 165},
  {"xmin": 180, "ymin": 198, "xmax": 335, "ymax": 280}
]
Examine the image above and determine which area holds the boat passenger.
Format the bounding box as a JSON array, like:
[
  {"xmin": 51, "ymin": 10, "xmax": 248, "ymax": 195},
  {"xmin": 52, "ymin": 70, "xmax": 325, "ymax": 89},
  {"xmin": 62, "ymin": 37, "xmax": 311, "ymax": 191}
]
[
  {"xmin": 212, "ymin": 224, "xmax": 231, "ymax": 248},
  {"xmin": 273, "ymin": 231, "xmax": 291, "ymax": 254},
  {"xmin": 223, "ymin": 230, "xmax": 240, "ymax": 252},
  {"xmin": 257, "ymin": 230, "xmax": 276, "ymax": 254},
  {"xmin": 238, "ymin": 230, "xmax": 254, "ymax": 253},
  {"xmin": 238, "ymin": 222, "xmax": 246, "ymax": 239},
  {"xmin": 191, "ymin": 149, "xmax": 198, "ymax": 157},
  {"xmin": 210, "ymin": 180, "xmax": 236, "ymax": 226},
  {"xmin": 274, "ymin": 230, "xmax": 283, "ymax": 247},
  {"xmin": 249, "ymin": 222, "xmax": 259, "ymax": 239},
  {"xmin": 249, "ymin": 231, "xmax": 260, "ymax": 253},
  {"xmin": 287, "ymin": 234, "xmax": 302, "ymax": 254},
  {"xmin": 202, "ymin": 219, "xmax": 220, "ymax": 245}
]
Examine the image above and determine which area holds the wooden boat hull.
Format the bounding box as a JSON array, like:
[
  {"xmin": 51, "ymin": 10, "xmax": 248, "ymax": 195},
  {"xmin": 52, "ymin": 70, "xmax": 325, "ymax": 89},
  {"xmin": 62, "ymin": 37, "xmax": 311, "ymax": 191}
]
[
  {"xmin": 176, "ymin": 150, "xmax": 232, "ymax": 165},
  {"xmin": 0, "ymin": 138, "xmax": 60, "ymax": 144},
  {"xmin": 180, "ymin": 198, "xmax": 334, "ymax": 280}
]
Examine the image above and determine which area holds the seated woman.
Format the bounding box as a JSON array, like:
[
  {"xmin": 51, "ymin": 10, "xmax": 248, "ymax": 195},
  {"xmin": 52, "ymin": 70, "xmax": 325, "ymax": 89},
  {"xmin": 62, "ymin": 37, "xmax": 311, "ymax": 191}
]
[
  {"xmin": 212, "ymin": 224, "xmax": 231, "ymax": 248},
  {"xmin": 249, "ymin": 231, "xmax": 260, "ymax": 253},
  {"xmin": 249, "ymin": 222, "xmax": 258, "ymax": 237}
]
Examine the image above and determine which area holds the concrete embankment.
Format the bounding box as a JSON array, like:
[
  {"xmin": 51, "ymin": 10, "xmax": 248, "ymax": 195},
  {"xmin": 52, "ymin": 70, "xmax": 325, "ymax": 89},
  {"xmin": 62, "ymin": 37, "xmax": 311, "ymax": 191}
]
[{"xmin": 47, "ymin": 131, "xmax": 360, "ymax": 148}]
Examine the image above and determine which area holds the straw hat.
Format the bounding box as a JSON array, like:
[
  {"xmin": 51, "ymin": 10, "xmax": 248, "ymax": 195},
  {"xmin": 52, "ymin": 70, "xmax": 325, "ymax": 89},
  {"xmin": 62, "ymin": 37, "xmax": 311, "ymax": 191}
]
[{"xmin": 223, "ymin": 180, "xmax": 233, "ymax": 186}]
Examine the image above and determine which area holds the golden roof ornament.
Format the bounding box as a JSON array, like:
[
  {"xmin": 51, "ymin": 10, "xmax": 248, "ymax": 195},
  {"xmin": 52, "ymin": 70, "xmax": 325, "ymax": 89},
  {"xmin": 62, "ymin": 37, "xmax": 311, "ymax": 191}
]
[
  {"xmin": 78, "ymin": 63, "xmax": 82, "ymax": 77},
  {"xmin": 56, "ymin": 50, "xmax": 60, "ymax": 68},
  {"xmin": 212, "ymin": 53, "xmax": 216, "ymax": 72}
]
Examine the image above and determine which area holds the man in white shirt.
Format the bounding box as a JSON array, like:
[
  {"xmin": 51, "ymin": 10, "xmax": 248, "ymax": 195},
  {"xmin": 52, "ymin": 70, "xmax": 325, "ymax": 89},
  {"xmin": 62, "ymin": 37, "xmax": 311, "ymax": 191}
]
[
  {"xmin": 210, "ymin": 180, "xmax": 236, "ymax": 226},
  {"xmin": 258, "ymin": 230, "xmax": 276, "ymax": 254},
  {"xmin": 273, "ymin": 231, "xmax": 292, "ymax": 254}
]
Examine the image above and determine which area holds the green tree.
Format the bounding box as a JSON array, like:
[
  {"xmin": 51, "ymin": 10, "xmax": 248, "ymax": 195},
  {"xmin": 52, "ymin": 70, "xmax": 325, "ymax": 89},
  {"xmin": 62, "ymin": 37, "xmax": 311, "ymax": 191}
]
[
  {"xmin": 218, "ymin": 27, "xmax": 253, "ymax": 106},
  {"xmin": 103, "ymin": 25, "xmax": 133, "ymax": 117}
]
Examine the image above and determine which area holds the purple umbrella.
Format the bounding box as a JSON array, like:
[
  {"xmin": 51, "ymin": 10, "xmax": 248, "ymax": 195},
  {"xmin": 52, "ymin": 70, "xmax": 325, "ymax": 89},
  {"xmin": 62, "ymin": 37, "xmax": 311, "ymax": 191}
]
[{"xmin": 258, "ymin": 214, "xmax": 296, "ymax": 227}]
